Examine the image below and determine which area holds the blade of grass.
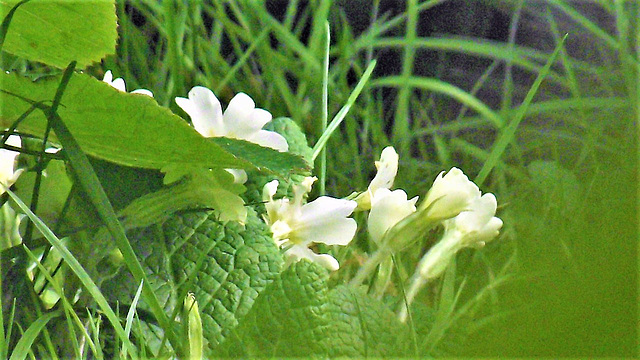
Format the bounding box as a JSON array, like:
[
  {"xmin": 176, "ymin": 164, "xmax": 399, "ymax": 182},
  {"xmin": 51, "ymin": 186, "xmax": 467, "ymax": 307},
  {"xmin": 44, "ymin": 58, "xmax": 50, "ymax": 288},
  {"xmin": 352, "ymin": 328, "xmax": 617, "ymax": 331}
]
[
  {"xmin": 475, "ymin": 35, "xmax": 567, "ymax": 185},
  {"xmin": 391, "ymin": 253, "xmax": 419, "ymax": 357},
  {"xmin": 371, "ymin": 76, "xmax": 505, "ymax": 128},
  {"xmin": 391, "ymin": 0, "xmax": 418, "ymax": 154},
  {"xmin": 311, "ymin": 60, "xmax": 376, "ymax": 161},
  {"xmin": 318, "ymin": 21, "xmax": 330, "ymax": 195},
  {"xmin": 7, "ymin": 188, "xmax": 138, "ymax": 358},
  {"xmin": 0, "ymin": 0, "xmax": 31, "ymax": 53},
  {"xmin": 121, "ymin": 280, "xmax": 144, "ymax": 360},
  {"xmin": 22, "ymin": 246, "xmax": 95, "ymax": 360},
  {"xmin": 8, "ymin": 310, "xmax": 60, "ymax": 360}
]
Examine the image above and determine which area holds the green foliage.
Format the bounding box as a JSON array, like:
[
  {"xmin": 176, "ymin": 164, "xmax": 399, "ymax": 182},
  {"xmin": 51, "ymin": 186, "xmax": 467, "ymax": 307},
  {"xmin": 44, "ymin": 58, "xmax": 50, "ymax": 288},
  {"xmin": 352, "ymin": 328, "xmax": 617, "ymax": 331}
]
[
  {"xmin": 0, "ymin": 0, "xmax": 117, "ymax": 69},
  {"xmin": 242, "ymin": 117, "xmax": 314, "ymax": 206},
  {"xmin": 101, "ymin": 208, "xmax": 283, "ymax": 350},
  {"xmin": 217, "ymin": 260, "xmax": 410, "ymax": 358},
  {"xmin": 0, "ymin": 72, "xmax": 308, "ymax": 176}
]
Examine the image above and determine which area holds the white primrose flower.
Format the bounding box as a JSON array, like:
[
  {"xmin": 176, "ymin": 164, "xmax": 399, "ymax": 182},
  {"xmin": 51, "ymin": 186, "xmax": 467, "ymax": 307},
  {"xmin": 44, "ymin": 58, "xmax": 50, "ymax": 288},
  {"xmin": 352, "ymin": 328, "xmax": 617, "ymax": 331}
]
[
  {"xmin": 367, "ymin": 188, "xmax": 418, "ymax": 244},
  {"xmin": 175, "ymin": 86, "xmax": 288, "ymax": 152},
  {"xmin": 399, "ymin": 191, "xmax": 503, "ymax": 322},
  {"xmin": 0, "ymin": 135, "xmax": 23, "ymax": 194},
  {"xmin": 102, "ymin": 70, "xmax": 154, "ymax": 97},
  {"xmin": 418, "ymin": 193, "xmax": 503, "ymax": 281},
  {"xmin": 263, "ymin": 177, "xmax": 357, "ymax": 271},
  {"xmin": 419, "ymin": 167, "xmax": 481, "ymax": 221},
  {"xmin": 442, "ymin": 193, "xmax": 503, "ymax": 249},
  {"xmin": 176, "ymin": 86, "xmax": 288, "ymax": 184},
  {"xmin": 356, "ymin": 146, "xmax": 399, "ymax": 210}
]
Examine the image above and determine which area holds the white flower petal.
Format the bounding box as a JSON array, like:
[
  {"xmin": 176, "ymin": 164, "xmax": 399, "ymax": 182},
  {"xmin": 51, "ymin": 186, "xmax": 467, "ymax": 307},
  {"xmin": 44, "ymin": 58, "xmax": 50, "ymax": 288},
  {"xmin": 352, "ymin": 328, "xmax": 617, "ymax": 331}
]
[
  {"xmin": 298, "ymin": 197, "xmax": 357, "ymax": 226},
  {"xmin": 246, "ymin": 130, "xmax": 289, "ymax": 152},
  {"xmin": 131, "ymin": 88, "xmax": 154, "ymax": 97},
  {"xmin": 111, "ymin": 78, "xmax": 126, "ymax": 92},
  {"xmin": 421, "ymin": 167, "xmax": 481, "ymax": 220},
  {"xmin": 176, "ymin": 86, "xmax": 224, "ymax": 138},
  {"xmin": 368, "ymin": 146, "xmax": 398, "ymax": 194},
  {"xmin": 368, "ymin": 188, "xmax": 417, "ymax": 243},
  {"xmin": 284, "ymin": 245, "xmax": 340, "ymax": 271},
  {"xmin": 0, "ymin": 135, "xmax": 21, "ymax": 191},
  {"xmin": 295, "ymin": 216, "xmax": 357, "ymax": 246},
  {"xmin": 222, "ymin": 92, "xmax": 255, "ymax": 131},
  {"xmin": 263, "ymin": 180, "xmax": 279, "ymax": 202},
  {"xmin": 454, "ymin": 193, "xmax": 497, "ymax": 233},
  {"xmin": 227, "ymin": 107, "xmax": 272, "ymax": 136},
  {"xmin": 103, "ymin": 70, "xmax": 114, "ymax": 83}
]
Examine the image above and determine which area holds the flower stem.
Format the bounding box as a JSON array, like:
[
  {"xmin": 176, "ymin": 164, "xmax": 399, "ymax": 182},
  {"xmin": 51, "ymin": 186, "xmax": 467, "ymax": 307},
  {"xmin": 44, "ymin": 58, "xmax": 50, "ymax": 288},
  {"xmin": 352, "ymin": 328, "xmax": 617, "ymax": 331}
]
[
  {"xmin": 349, "ymin": 245, "xmax": 391, "ymax": 287},
  {"xmin": 398, "ymin": 235, "xmax": 459, "ymax": 322}
]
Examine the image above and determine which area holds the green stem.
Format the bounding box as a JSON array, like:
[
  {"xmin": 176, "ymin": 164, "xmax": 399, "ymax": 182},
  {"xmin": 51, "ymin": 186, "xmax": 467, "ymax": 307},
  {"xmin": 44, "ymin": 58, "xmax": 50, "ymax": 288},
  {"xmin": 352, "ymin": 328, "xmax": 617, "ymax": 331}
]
[
  {"xmin": 398, "ymin": 234, "xmax": 458, "ymax": 322},
  {"xmin": 349, "ymin": 245, "xmax": 391, "ymax": 287}
]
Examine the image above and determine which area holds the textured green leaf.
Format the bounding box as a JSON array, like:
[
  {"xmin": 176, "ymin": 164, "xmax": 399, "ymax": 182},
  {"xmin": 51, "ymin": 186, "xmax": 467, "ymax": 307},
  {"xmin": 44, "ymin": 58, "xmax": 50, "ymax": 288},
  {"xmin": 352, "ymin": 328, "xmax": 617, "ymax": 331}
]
[
  {"xmin": 0, "ymin": 0, "xmax": 117, "ymax": 68},
  {"xmin": 242, "ymin": 117, "xmax": 314, "ymax": 206},
  {"xmin": 211, "ymin": 136, "xmax": 309, "ymax": 176},
  {"xmin": 218, "ymin": 261, "xmax": 410, "ymax": 358},
  {"xmin": 100, "ymin": 208, "xmax": 283, "ymax": 348}
]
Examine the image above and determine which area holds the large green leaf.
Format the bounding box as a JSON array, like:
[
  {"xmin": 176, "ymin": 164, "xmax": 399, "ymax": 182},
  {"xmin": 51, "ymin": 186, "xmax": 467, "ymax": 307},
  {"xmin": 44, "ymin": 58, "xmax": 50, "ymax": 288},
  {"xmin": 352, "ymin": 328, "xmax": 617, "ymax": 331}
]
[
  {"xmin": 0, "ymin": 72, "xmax": 308, "ymax": 175},
  {"xmin": 218, "ymin": 261, "xmax": 410, "ymax": 358},
  {"xmin": 100, "ymin": 208, "xmax": 283, "ymax": 349},
  {"xmin": 0, "ymin": 0, "xmax": 117, "ymax": 68}
]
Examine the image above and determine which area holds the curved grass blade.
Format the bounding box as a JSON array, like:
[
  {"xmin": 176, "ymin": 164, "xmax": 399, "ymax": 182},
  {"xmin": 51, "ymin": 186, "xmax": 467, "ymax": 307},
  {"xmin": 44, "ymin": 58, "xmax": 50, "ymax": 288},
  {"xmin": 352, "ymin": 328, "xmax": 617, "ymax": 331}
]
[
  {"xmin": 475, "ymin": 35, "xmax": 568, "ymax": 185},
  {"xmin": 6, "ymin": 188, "xmax": 138, "ymax": 358},
  {"xmin": 311, "ymin": 60, "xmax": 377, "ymax": 161},
  {"xmin": 370, "ymin": 76, "xmax": 505, "ymax": 129},
  {"xmin": 8, "ymin": 310, "xmax": 60, "ymax": 360},
  {"xmin": 0, "ymin": 0, "xmax": 30, "ymax": 53}
]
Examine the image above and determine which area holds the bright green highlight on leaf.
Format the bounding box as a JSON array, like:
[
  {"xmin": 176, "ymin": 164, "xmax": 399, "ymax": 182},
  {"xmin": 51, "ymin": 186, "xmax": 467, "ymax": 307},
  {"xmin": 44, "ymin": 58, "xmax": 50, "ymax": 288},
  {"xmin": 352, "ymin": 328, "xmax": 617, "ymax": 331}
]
[
  {"xmin": 0, "ymin": 0, "xmax": 117, "ymax": 68},
  {"xmin": 0, "ymin": 71, "xmax": 307, "ymax": 175}
]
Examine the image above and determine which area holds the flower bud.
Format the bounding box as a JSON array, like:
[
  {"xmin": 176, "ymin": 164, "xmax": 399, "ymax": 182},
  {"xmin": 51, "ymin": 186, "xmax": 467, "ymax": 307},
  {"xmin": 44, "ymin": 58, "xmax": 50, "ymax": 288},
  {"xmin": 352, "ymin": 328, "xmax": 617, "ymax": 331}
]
[{"xmin": 420, "ymin": 167, "xmax": 480, "ymax": 221}]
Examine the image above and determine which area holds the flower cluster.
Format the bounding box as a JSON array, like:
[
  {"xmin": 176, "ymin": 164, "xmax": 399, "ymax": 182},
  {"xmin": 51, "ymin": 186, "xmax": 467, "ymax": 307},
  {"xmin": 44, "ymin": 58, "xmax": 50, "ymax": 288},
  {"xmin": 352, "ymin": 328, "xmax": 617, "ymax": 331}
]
[{"xmin": 97, "ymin": 71, "xmax": 503, "ymax": 276}]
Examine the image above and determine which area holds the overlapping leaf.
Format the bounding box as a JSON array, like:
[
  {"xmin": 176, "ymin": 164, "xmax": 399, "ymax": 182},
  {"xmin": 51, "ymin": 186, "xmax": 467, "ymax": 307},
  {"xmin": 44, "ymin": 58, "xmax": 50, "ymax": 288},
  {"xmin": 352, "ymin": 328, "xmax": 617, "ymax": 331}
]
[
  {"xmin": 0, "ymin": 0, "xmax": 117, "ymax": 68},
  {"xmin": 217, "ymin": 261, "xmax": 410, "ymax": 358},
  {"xmin": 0, "ymin": 72, "xmax": 309, "ymax": 175},
  {"xmin": 100, "ymin": 208, "xmax": 283, "ymax": 348}
]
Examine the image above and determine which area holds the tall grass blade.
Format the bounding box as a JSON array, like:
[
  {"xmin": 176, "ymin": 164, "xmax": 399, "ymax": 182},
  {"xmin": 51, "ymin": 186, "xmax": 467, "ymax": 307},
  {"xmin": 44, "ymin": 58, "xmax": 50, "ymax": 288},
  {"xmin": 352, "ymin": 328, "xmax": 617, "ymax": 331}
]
[
  {"xmin": 475, "ymin": 35, "xmax": 567, "ymax": 185},
  {"xmin": 6, "ymin": 188, "xmax": 138, "ymax": 359},
  {"xmin": 311, "ymin": 60, "xmax": 377, "ymax": 161},
  {"xmin": 8, "ymin": 310, "xmax": 60, "ymax": 360}
]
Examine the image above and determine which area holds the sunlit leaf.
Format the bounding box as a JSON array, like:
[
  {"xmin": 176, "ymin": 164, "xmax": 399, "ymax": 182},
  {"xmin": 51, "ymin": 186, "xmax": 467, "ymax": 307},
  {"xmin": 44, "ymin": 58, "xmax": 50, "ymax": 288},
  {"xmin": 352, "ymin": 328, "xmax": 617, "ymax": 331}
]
[{"xmin": 0, "ymin": 0, "xmax": 117, "ymax": 68}]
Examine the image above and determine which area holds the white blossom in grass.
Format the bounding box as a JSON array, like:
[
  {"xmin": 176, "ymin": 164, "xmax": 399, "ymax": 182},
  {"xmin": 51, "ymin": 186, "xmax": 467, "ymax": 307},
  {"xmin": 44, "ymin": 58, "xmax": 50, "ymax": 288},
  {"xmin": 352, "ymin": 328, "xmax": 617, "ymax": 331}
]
[
  {"xmin": 367, "ymin": 188, "xmax": 418, "ymax": 244},
  {"xmin": 0, "ymin": 135, "xmax": 23, "ymax": 194},
  {"xmin": 399, "ymin": 192, "xmax": 503, "ymax": 322},
  {"xmin": 356, "ymin": 146, "xmax": 399, "ymax": 210},
  {"xmin": 263, "ymin": 177, "xmax": 357, "ymax": 271},
  {"xmin": 175, "ymin": 86, "xmax": 288, "ymax": 151},
  {"xmin": 419, "ymin": 193, "xmax": 503, "ymax": 281},
  {"xmin": 442, "ymin": 193, "xmax": 503, "ymax": 249},
  {"xmin": 102, "ymin": 70, "xmax": 153, "ymax": 97},
  {"xmin": 419, "ymin": 167, "xmax": 481, "ymax": 221}
]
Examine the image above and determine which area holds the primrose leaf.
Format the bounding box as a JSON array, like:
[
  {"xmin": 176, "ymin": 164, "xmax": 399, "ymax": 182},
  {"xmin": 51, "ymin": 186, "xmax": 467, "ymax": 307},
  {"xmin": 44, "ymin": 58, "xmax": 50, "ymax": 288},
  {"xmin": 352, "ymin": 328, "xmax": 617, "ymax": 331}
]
[
  {"xmin": 100, "ymin": 208, "xmax": 283, "ymax": 349},
  {"xmin": 0, "ymin": 0, "xmax": 117, "ymax": 68},
  {"xmin": 217, "ymin": 261, "xmax": 410, "ymax": 358},
  {"xmin": 211, "ymin": 137, "xmax": 310, "ymax": 176},
  {"xmin": 0, "ymin": 72, "xmax": 248, "ymax": 170}
]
